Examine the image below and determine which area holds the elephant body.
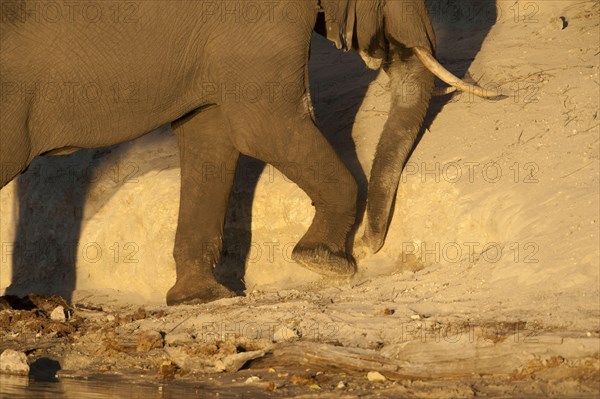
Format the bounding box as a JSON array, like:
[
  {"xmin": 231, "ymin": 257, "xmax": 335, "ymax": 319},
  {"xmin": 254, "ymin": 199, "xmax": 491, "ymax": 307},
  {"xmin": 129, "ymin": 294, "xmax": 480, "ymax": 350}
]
[
  {"xmin": 1, "ymin": 2, "xmax": 316, "ymax": 170},
  {"xmin": 1, "ymin": 0, "xmax": 443, "ymax": 305}
]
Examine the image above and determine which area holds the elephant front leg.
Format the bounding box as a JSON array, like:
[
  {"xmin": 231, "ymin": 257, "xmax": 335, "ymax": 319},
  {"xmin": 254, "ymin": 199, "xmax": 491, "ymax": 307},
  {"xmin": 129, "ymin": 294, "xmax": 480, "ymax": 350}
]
[
  {"xmin": 227, "ymin": 111, "xmax": 358, "ymax": 277},
  {"xmin": 281, "ymin": 120, "xmax": 359, "ymax": 276},
  {"xmin": 363, "ymin": 49, "xmax": 434, "ymax": 253},
  {"xmin": 167, "ymin": 106, "xmax": 239, "ymax": 306}
]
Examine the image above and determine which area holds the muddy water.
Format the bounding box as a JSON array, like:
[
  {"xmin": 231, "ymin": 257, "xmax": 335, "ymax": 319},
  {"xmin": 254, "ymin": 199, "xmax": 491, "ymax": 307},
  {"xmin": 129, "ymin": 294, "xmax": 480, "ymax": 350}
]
[{"xmin": 0, "ymin": 374, "xmax": 270, "ymax": 399}]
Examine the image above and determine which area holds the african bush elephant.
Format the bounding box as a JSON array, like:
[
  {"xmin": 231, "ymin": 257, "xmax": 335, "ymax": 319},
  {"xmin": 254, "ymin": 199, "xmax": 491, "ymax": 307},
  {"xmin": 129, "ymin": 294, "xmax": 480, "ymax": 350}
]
[{"xmin": 0, "ymin": 1, "xmax": 495, "ymax": 305}]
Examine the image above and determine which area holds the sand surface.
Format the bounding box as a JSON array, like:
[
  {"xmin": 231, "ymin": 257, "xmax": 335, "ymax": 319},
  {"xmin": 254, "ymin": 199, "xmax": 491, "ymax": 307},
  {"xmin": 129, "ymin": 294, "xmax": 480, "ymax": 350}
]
[{"xmin": 1, "ymin": 1, "xmax": 598, "ymax": 397}]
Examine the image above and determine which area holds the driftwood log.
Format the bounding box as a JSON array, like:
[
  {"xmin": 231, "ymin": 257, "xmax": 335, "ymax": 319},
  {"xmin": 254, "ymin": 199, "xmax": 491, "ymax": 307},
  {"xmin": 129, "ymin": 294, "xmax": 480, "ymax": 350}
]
[{"xmin": 251, "ymin": 332, "xmax": 598, "ymax": 380}]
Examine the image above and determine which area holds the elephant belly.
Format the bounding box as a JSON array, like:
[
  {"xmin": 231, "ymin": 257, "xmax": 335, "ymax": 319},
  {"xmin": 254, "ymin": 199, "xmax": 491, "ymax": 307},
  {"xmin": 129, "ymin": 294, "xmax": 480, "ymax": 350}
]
[{"xmin": 1, "ymin": 0, "xmax": 315, "ymax": 157}]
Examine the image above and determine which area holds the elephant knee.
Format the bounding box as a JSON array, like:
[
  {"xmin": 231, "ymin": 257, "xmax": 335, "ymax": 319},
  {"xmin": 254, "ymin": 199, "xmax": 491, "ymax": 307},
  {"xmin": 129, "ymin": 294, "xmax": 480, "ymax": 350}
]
[{"xmin": 331, "ymin": 168, "xmax": 358, "ymax": 218}]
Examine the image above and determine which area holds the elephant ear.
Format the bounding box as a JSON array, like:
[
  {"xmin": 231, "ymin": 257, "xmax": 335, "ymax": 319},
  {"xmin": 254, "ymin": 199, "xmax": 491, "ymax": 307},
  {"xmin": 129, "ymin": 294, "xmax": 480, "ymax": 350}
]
[
  {"xmin": 383, "ymin": 0, "xmax": 436, "ymax": 51},
  {"xmin": 321, "ymin": 0, "xmax": 357, "ymax": 51}
]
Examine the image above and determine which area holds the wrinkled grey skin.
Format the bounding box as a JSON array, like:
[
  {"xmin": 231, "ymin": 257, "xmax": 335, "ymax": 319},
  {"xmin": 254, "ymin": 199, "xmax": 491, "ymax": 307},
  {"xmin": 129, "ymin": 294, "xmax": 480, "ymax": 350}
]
[{"xmin": 0, "ymin": 1, "xmax": 434, "ymax": 305}]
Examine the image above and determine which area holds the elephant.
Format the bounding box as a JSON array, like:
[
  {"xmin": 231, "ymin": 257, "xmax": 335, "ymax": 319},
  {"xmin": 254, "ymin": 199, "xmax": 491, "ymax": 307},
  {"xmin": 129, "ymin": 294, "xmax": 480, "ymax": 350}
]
[{"xmin": 0, "ymin": 1, "xmax": 497, "ymax": 305}]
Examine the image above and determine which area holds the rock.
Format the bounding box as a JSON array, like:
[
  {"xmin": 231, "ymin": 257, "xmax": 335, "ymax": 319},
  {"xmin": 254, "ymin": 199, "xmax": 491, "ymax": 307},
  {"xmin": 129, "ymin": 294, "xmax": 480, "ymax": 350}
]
[
  {"xmin": 98, "ymin": 364, "xmax": 111, "ymax": 372},
  {"xmin": 337, "ymin": 381, "xmax": 347, "ymax": 389},
  {"xmin": 244, "ymin": 376, "xmax": 261, "ymax": 384},
  {"xmin": 290, "ymin": 374, "xmax": 316, "ymax": 385},
  {"xmin": 106, "ymin": 315, "xmax": 116, "ymax": 322},
  {"xmin": 164, "ymin": 332, "xmax": 193, "ymax": 347},
  {"xmin": 159, "ymin": 360, "xmax": 177, "ymax": 379},
  {"xmin": 265, "ymin": 381, "xmax": 277, "ymax": 391},
  {"xmin": 549, "ymin": 16, "xmax": 568, "ymax": 30},
  {"xmin": 131, "ymin": 307, "xmax": 147, "ymax": 321},
  {"xmin": 28, "ymin": 295, "xmax": 70, "ymax": 315},
  {"xmin": 136, "ymin": 330, "xmax": 164, "ymax": 352},
  {"xmin": 367, "ymin": 371, "xmax": 387, "ymax": 382},
  {"xmin": 0, "ymin": 350, "xmax": 30, "ymax": 375},
  {"xmin": 165, "ymin": 347, "xmax": 215, "ymax": 372},
  {"xmin": 214, "ymin": 350, "xmax": 266, "ymax": 372},
  {"xmin": 272, "ymin": 326, "xmax": 300, "ymax": 342},
  {"xmin": 50, "ymin": 306, "xmax": 66, "ymax": 322},
  {"xmin": 61, "ymin": 353, "xmax": 93, "ymax": 370}
]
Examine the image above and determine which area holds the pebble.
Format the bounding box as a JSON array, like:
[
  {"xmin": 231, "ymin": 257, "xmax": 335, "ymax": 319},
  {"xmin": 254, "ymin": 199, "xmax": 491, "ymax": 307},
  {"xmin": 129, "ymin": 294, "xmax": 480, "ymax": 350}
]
[
  {"xmin": 244, "ymin": 376, "xmax": 261, "ymax": 384},
  {"xmin": 0, "ymin": 350, "xmax": 30, "ymax": 375},
  {"xmin": 50, "ymin": 306, "xmax": 66, "ymax": 322},
  {"xmin": 550, "ymin": 16, "xmax": 568, "ymax": 30},
  {"xmin": 337, "ymin": 381, "xmax": 347, "ymax": 389},
  {"xmin": 367, "ymin": 371, "xmax": 387, "ymax": 382}
]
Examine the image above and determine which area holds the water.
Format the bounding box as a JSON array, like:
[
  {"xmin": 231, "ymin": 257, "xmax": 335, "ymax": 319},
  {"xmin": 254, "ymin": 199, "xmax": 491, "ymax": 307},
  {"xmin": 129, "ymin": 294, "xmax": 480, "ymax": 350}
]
[{"xmin": 0, "ymin": 374, "xmax": 270, "ymax": 399}]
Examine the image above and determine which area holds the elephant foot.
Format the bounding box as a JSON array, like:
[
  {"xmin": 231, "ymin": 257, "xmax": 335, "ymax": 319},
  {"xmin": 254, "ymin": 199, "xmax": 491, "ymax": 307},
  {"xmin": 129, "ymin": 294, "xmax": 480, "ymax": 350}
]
[
  {"xmin": 352, "ymin": 240, "xmax": 369, "ymax": 261},
  {"xmin": 292, "ymin": 244, "xmax": 356, "ymax": 277},
  {"xmin": 362, "ymin": 227, "xmax": 386, "ymax": 254},
  {"xmin": 166, "ymin": 274, "xmax": 235, "ymax": 306}
]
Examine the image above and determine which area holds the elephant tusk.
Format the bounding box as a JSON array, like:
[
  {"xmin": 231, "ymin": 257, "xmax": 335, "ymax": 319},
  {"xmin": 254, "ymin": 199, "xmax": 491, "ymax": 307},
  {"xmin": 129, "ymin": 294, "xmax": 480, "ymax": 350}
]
[
  {"xmin": 433, "ymin": 86, "xmax": 457, "ymax": 96},
  {"xmin": 413, "ymin": 47, "xmax": 505, "ymax": 99}
]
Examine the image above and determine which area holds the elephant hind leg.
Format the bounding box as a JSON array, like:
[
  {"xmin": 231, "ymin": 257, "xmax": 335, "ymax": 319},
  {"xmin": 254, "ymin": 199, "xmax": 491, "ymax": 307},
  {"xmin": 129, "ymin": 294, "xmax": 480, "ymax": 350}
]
[
  {"xmin": 227, "ymin": 111, "xmax": 358, "ymax": 277},
  {"xmin": 167, "ymin": 106, "xmax": 240, "ymax": 306}
]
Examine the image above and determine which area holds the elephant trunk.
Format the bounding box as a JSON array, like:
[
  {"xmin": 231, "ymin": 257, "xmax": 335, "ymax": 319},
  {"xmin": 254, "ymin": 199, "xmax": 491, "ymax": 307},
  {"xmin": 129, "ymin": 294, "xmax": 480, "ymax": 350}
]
[
  {"xmin": 363, "ymin": 47, "xmax": 434, "ymax": 253},
  {"xmin": 363, "ymin": 45, "xmax": 504, "ymax": 253}
]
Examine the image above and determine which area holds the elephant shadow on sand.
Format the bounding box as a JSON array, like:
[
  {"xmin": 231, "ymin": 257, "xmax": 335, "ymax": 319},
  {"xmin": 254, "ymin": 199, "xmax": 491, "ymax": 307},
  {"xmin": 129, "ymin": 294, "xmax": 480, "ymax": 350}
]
[{"xmin": 5, "ymin": 1, "xmax": 498, "ymax": 302}]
